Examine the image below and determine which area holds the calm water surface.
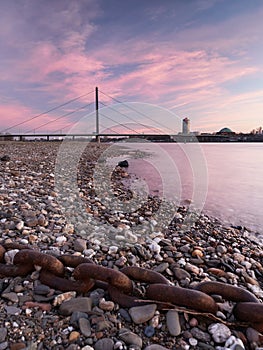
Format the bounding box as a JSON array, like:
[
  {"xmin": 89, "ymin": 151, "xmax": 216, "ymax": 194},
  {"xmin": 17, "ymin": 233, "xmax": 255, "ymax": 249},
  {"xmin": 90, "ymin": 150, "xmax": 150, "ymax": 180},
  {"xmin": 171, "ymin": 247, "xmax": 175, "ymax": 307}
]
[{"xmin": 117, "ymin": 142, "xmax": 263, "ymax": 236}]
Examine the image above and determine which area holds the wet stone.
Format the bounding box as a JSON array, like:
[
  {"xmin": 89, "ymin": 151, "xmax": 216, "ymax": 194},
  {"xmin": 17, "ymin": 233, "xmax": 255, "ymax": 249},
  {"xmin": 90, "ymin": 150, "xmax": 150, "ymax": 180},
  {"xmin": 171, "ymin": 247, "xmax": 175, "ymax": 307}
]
[
  {"xmin": 190, "ymin": 327, "xmax": 211, "ymax": 342},
  {"xmin": 0, "ymin": 328, "xmax": 7, "ymax": 342},
  {"xmin": 185, "ymin": 263, "xmax": 200, "ymax": 275},
  {"xmin": 74, "ymin": 238, "xmax": 87, "ymax": 252},
  {"xmin": 79, "ymin": 318, "xmax": 91, "ymax": 337},
  {"xmin": 94, "ymin": 338, "xmax": 114, "ymax": 350},
  {"xmin": 153, "ymin": 262, "xmax": 169, "ymax": 273},
  {"xmin": 4, "ymin": 306, "xmax": 21, "ymax": 315},
  {"xmin": 1, "ymin": 292, "xmax": 19, "ymax": 303},
  {"xmin": 119, "ymin": 308, "xmax": 132, "ymax": 322},
  {"xmin": 119, "ymin": 328, "xmax": 143, "ymax": 348},
  {"xmin": 166, "ymin": 310, "xmax": 181, "ymax": 336},
  {"xmin": 59, "ymin": 297, "xmax": 92, "ymax": 316},
  {"xmin": 34, "ymin": 284, "xmax": 51, "ymax": 295},
  {"xmin": 172, "ymin": 267, "xmax": 191, "ymax": 280},
  {"xmin": 129, "ymin": 304, "xmax": 157, "ymax": 324},
  {"xmin": 0, "ymin": 342, "xmax": 8, "ymax": 350},
  {"xmin": 144, "ymin": 325, "xmax": 155, "ymax": 337},
  {"xmin": 70, "ymin": 311, "xmax": 89, "ymax": 328}
]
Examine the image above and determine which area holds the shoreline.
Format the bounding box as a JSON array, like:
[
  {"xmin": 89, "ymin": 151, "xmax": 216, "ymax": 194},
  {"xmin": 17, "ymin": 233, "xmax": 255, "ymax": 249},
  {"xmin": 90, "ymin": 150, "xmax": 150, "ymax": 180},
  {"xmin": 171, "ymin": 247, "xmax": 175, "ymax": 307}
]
[{"xmin": 0, "ymin": 141, "xmax": 263, "ymax": 349}]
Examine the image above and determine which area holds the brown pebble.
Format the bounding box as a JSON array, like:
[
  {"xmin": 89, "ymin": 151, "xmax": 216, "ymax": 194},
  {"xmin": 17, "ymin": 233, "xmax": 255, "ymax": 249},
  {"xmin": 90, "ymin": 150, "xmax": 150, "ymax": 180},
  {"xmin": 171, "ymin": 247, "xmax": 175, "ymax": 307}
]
[
  {"xmin": 189, "ymin": 318, "xmax": 198, "ymax": 327},
  {"xmin": 23, "ymin": 301, "xmax": 52, "ymax": 312},
  {"xmin": 99, "ymin": 298, "xmax": 115, "ymax": 311},
  {"xmin": 192, "ymin": 249, "xmax": 203, "ymax": 258},
  {"xmin": 207, "ymin": 268, "xmax": 229, "ymax": 278},
  {"xmin": 10, "ymin": 343, "xmax": 26, "ymax": 350},
  {"xmin": 69, "ymin": 331, "xmax": 80, "ymax": 342},
  {"xmin": 95, "ymin": 331, "xmax": 104, "ymax": 339}
]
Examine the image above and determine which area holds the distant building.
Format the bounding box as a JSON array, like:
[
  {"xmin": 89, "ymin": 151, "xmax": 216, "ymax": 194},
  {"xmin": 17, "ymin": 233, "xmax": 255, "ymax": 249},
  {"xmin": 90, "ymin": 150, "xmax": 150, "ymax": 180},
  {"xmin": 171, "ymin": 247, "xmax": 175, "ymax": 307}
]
[
  {"xmin": 182, "ymin": 118, "xmax": 190, "ymax": 134},
  {"xmin": 217, "ymin": 127, "xmax": 235, "ymax": 135}
]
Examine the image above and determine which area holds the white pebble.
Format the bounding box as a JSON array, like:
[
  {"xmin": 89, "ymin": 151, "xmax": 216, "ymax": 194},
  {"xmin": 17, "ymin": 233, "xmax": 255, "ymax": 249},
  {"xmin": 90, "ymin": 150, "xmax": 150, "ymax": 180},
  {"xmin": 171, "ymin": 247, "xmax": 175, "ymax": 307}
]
[
  {"xmin": 155, "ymin": 254, "xmax": 163, "ymax": 262},
  {"xmin": 115, "ymin": 235, "xmax": 125, "ymax": 241},
  {"xmin": 225, "ymin": 335, "xmax": 245, "ymax": 349},
  {"xmin": 25, "ymin": 308, "xmax": 32, "ymax": 316},
  {"xmin": 114, "ymin": 341, "xmax": 123, "ymax": 349},
  {"xmin": 178, "ymin": 258, "xmax": 186, "ymax": 266},
  {"xmin": 208, "ymin": 323, "xmax": 231, "ymax": 343},
  {"xmin": 189, "ymin": 338, "xmax": 198, "ymax": 346},
  {"xmin": 83, "ymin": 249, "xmax": 96, "ymax": 258},
  {"xmin": 56, "ymin": 236, "xmax": 67, "ymax": 244},
  {"xmin": 53, "ymin": 292, "xmax": 76, "ymax": 306},
  {"xmin": 149, "ymin": 241, "xmax": 161, "ymax": 254},
  {"xmin": 92, "ymin": 239, "xmax": 101, "ymax": 246},
  {"xmin": 125, "ymin": 230, "xmax": 138, "ymax": 243},
  {"xmin": 16, "ymin": 221, "xmax": 24, "ymax": 230},
  {"xmin": 108, "ymin": 246, "xmax": 118, "ymax": 255},
  {"xmin": 216, "ymin": 311, "xmax": 227, "ymax": 320}
]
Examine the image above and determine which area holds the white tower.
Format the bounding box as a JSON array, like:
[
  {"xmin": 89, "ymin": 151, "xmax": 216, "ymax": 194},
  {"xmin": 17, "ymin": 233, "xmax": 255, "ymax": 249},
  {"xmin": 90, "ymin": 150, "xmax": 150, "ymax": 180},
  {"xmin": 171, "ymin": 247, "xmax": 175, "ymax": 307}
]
[{"xmin": 182, "ymin": 118, "xmax": 190, "ymax": 134}]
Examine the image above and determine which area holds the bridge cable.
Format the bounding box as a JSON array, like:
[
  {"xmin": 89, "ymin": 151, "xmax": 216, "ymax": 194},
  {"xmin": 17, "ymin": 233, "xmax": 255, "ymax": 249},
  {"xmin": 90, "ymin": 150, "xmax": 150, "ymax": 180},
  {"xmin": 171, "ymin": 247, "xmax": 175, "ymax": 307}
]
[
  {"xmin": 99, "ymin": 90, "xmax": 175, "ymax": 134},
  {"xmin": 99, "ymin": 111, "xmax": 140, "ymax": 135},
  {"xmin": 99, "ymin": 101, "xmax": 163, "ymax": 134},
  {"xmin": 1, "ymin": 90, "xmax": 94, "ymax": 133},
  {"xmin": 25, "ymin": 102, "xmax": 94, "ymax": 134}
]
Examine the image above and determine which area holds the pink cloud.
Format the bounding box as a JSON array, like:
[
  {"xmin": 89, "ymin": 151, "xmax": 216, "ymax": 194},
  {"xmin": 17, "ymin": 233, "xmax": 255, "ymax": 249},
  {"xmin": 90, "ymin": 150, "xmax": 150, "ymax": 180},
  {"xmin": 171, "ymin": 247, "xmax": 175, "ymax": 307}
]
[
  {"xmin": 1, "ymin": 2, "xmax": 263, "ymax": 134},
  {"xmin": 0, "ymin": 104, "xmax": 35, "ymax": 132},
  {"xmin": 0, "ymin": 102, "xmax": 88, "ymax": 134}
]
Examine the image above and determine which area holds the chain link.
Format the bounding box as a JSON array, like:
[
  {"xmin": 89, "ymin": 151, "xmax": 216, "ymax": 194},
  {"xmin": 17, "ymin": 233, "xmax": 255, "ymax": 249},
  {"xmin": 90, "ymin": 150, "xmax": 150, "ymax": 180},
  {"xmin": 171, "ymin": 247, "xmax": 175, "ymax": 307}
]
[{"xmin": 0, "ymin": 243, "xmax": 262, "ymax": 331}]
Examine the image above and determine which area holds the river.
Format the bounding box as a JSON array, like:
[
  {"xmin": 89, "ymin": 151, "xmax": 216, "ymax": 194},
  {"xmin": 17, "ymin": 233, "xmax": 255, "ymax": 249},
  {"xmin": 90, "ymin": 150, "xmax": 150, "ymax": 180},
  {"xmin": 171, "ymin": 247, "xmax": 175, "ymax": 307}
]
[{"xmin": 111, "ymin": 142, "xmax": 263, "ymax": 237}]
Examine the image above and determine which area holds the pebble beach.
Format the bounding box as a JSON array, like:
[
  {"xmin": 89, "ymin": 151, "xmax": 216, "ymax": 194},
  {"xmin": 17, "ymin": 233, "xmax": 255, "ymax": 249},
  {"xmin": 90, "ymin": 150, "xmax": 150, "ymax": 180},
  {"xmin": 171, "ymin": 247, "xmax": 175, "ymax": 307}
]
[{"xmin": 0, "ymin": 141, "xmax": 263, "ymax": 350}]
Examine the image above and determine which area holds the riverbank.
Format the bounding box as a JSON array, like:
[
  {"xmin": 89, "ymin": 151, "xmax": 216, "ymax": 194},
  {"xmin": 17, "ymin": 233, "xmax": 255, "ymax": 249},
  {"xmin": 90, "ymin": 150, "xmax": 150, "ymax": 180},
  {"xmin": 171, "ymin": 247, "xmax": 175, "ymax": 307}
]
[{"xmin": 0, "ymin": 141, "xmax": 263, "ymax": 349}]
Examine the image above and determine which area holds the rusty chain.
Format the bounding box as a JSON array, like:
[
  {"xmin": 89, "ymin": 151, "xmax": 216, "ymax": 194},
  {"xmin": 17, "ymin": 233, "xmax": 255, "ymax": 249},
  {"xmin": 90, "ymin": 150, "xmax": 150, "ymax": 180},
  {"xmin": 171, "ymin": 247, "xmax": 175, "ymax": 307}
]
[{"xmin": 0, "ymin": 242, "xmax": 263, "ymax": 332}]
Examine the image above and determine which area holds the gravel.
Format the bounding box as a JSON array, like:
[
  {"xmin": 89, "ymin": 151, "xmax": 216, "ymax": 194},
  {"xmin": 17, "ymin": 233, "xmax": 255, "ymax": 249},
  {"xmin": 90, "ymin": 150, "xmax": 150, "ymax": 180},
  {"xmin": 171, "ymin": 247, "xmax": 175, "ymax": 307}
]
[{"xmin": 0, "ymin": 141, "xmax": 263, "ymax": 349}]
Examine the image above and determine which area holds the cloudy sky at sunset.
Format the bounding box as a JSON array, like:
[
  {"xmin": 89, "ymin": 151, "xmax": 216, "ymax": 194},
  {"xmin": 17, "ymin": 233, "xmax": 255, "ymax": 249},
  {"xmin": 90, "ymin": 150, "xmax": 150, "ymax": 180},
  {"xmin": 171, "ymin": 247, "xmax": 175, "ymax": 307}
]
[{"xmin": 1, "ymin": 0, "xmax": 263, "ymax": 134}]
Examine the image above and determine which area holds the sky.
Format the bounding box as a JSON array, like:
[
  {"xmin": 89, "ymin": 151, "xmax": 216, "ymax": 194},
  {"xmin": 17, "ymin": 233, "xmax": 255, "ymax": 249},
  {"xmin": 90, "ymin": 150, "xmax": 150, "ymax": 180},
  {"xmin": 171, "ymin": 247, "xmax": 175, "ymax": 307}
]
[{"xmin": 0, "ymin": 0, "xmax": 263, "ymax": 134}]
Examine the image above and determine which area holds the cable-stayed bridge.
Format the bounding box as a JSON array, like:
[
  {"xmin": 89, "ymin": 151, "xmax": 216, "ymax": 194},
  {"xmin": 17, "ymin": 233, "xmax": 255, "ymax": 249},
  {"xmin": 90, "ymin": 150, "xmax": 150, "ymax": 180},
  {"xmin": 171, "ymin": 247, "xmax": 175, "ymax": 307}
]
[{"xmin": 0, "ymin": 87, "xmax": 183, "ymax": 142}]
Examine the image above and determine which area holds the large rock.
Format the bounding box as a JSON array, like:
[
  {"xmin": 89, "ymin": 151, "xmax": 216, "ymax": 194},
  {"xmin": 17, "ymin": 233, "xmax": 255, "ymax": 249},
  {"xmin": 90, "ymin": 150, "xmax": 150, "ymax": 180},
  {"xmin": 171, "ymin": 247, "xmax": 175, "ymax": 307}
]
[
  {"xmin": 129, "ymin": 304, "xmax": 157, "ymax": 324},
  {"xmin": 59, "ymin": 297, "xmax": 92, "ymax": 316},
  {"xmin": 118, "ymin": 160, "xmax": 129, "ymax": 168}
]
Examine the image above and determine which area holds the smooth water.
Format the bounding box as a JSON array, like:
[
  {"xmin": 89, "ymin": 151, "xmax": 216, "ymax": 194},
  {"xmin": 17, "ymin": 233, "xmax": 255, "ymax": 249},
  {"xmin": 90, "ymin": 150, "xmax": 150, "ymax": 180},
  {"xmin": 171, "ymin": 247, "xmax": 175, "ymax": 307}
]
[{"xmin": 114, "ymin": 142, "xmax": 263, "ymax": 235}]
